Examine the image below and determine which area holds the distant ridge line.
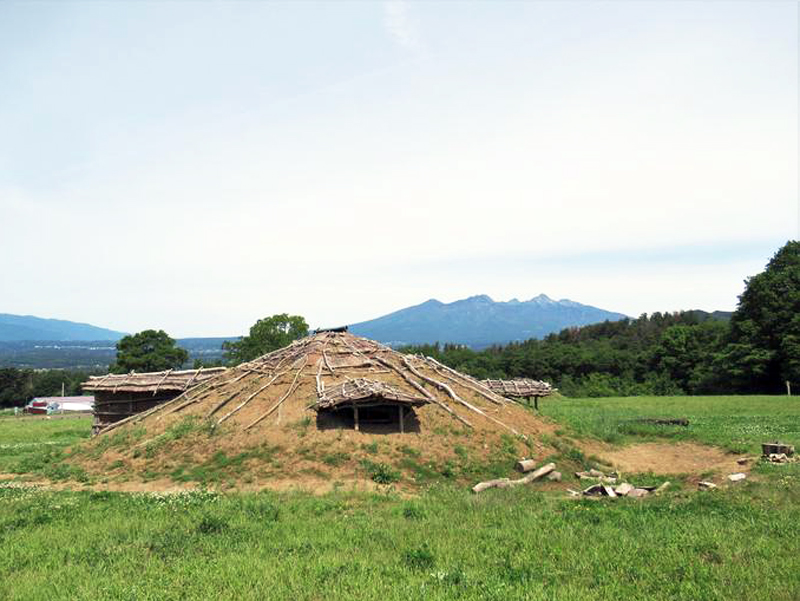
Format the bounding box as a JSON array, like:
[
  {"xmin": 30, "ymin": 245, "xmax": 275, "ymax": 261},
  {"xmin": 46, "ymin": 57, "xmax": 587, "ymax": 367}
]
[{"xmin": 349, "ymin": 294, "xmax": 628, "ymax": 348}]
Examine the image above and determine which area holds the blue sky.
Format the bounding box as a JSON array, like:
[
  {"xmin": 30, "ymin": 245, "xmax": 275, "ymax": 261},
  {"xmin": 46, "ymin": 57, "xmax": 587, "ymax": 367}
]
[{"xmin": 0, "ymin": 1, "xmax": 797, "ymax": 336}]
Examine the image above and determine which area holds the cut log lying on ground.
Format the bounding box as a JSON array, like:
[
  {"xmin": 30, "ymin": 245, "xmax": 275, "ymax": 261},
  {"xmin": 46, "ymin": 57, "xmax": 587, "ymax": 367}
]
[
  {"xmin": 698, "ymin": 481, "xmax": 717, "ymax": 490},
  {"xmin": 516, "ymin": 462, "xmax": 556, "ymax": 484},
  {"xmin": 473, "ymin": 463, "xmax": 556, "ymax": 493},
  {"xmin": 654, "ymin": 481, "xmax": 671, "ymax": 494},
  {"xmin": 728, "ymin": 473, "xmax": 746, "ymax": 482},
  {"xmin": 472, "ymin": 478, "xmax": 510, "ymax": 493},
  {"xmin": 516, "ymin": 459, "xmax": 538, "ymax": 473},
  {"xmin": 627, "ymin": 488, "xmax": 649, "ymax": 498},
  {"xmin": 547, "ymin": 471, "xmax": 562, "ymax": 482},
  {"xmin": 498, "ymin": 463, "xmax": 557, "ymax": 488}
]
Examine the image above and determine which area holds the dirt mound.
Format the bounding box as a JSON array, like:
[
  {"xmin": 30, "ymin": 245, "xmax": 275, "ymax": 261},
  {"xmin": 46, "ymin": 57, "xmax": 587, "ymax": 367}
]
[{"xmin": 72, "ymin": 332, "xmax": 558, "ymax": 489}]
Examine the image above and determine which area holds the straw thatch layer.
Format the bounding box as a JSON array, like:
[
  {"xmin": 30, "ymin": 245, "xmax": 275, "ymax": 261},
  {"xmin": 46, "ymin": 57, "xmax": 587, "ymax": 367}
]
[
  {"xmin": 97, "ymin": 331, "xmax": 527, "ymax": 437},
  {"xmin": 482, "ymin": 378, "xmax": 553, "ymax": 398},
  {"xmin": 313, "ymin": 378, "xmax": 429, "ymax": 410},
  {"xmin": 83, "ymin": 368, "xmax": 227, "ymax": 394}
]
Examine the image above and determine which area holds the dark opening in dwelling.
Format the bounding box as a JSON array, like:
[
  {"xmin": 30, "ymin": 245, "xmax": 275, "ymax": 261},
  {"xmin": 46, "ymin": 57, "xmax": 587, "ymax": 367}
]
[
  {"xmin": 312, "ymin": 378, "xmax": 428, "ymax": 434},
  {"xmin": 316, "ymin": 403, "xmax": 421, "ymax": 433},
  {"xmin": 343, "ymin": 404, "xmax": 397, "ymax": 424}
]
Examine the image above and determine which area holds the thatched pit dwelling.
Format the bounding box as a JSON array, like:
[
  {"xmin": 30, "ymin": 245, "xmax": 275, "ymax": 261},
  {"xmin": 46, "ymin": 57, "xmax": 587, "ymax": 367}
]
[
  {"xmin": 83, "ymin": 368, "xmax": 227, "ymax": 435},
  {"xmin": 85, "ymin": 332, "xmax": 555, "ymax": 489}
]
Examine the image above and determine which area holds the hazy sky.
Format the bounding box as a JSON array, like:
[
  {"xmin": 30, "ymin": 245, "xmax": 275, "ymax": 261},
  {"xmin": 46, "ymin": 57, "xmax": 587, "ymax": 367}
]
[{"xmin": 1, "ymin": 1, "xmax": 797, "ymax": 336}]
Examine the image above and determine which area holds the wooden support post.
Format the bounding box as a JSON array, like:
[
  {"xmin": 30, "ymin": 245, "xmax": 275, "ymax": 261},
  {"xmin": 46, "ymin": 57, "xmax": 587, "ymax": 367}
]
[
  {"xmin": 353, "ymin": 404, "xmax": 359, "ymax": 432},
  {"xmin": 787, "ymin": 381, "xmax": 792, "ymax": 396},
  {"xmin": 399, "ymin": 406, "xmax": 404, "ymax": 434},
  {"xmin": 534, "ymin": 395, "xmax": 539, "ymax": 411}
]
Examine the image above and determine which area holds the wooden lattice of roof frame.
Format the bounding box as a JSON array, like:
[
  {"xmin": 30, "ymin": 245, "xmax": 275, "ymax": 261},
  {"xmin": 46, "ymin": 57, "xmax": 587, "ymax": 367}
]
[
  {"xmin": 83, "ymin": 367, "xmax": 227, "ymax": 435},
  {"xmin": 481, "ymin": 378, "xmax": 554, "ymax": 410},
  {"xmin": 94, "ymin": 331, "xmax": 539, "ymax": 439}
]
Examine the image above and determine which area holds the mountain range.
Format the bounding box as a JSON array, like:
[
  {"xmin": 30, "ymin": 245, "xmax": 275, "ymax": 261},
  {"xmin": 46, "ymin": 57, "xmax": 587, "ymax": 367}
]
[
  {"xmin": 0, "ymin": 297, "xmax": 730, "ymax": 367},
  {"xmin": 0, "ymin": 313, "xmax": 126, "ymax": 342},
  {"xmin": 349, "ymin": 294, "xmax": 628, "ymax": 348}
]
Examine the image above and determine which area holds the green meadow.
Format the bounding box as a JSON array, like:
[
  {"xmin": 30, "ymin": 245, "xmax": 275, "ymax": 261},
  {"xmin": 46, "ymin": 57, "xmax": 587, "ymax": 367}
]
[
  {"xmin": 541, "ymin": 395, "xmax": 800, "ymax": 453},
  {"xmin": 1, "ymin": 397, "xmax": 800, "ymax": 601}
]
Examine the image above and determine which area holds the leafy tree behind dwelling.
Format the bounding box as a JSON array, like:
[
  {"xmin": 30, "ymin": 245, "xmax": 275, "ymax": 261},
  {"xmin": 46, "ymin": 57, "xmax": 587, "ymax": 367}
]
[
  {"xmin": 0, "ymin": 368, "xmax": 30, "ymax": 407},
  {"xmin": 223, "ymin": 314, "xmax": 309, "ymax": 365},
  {"xmin": 110, "ymin": 330, "xmax": 188, "ymax": 374},
  {"xmin": 721, "ymin": 241, "xmax": 800, "ymax": 392},
  {"xmin": 0, "ymin": 367, "xmax": 99, "ymax": 408}
]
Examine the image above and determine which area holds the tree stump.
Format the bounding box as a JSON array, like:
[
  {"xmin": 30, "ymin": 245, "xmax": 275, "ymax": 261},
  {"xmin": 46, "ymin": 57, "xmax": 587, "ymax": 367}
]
[{"xmin": 762, "ymin": 443, "xmax": 794, "ymax": 457}]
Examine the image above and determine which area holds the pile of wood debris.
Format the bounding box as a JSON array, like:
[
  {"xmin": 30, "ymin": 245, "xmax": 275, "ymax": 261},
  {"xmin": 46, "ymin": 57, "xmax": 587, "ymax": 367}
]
[
  {"xmin": 567, "ymin": 468, "xmax": 670, "ymax": 499},
  {"xmin": 472, "ymin": 460, "xmax": 560, "ymax": 493}
]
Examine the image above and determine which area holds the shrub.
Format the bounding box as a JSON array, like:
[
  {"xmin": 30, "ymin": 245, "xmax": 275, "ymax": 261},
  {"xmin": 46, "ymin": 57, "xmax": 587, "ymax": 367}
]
[
  {"xmin": 360, "ymin": 460, "xmax": 400, "ymax": 484},
  {"xmin": 403, "ymin": 544, "xmax": 435, "ymax": 570},
  {"xmin": 196, "ymin": 513, "xmax": 229, "ymax": 534},
  {"xmin": 321, "ymin": 451, "xmax": 350, "ymax": 467}
]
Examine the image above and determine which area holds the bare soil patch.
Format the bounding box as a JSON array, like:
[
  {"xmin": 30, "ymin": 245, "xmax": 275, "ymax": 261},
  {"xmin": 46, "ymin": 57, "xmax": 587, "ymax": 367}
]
[{"xmin": 582, "ymin": 441, "xmax": 747, "ymax": 476}]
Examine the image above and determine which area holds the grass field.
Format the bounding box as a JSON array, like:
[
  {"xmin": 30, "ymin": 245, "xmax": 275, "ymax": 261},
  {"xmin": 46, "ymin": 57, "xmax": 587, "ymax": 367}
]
[
  {"xmin": 541, "ymin": 395, "xmax": 800, "ymax": 453},
  {"xmin": 1, "ymin": 397, "xmax": 800, "ymax": 600},
  {"xmin": 0, "ymin": 416, "xmax": 91, "ymax": 474}
]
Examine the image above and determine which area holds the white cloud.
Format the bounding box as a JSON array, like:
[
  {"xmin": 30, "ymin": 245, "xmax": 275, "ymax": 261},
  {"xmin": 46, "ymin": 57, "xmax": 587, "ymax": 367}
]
[
  {"xmin": 0, "ymin": 2, "xmax": 795, "ymax": 336},
  {"xmin": 383, "ymin": 1, "xmax": 421, "ymax": 51}
]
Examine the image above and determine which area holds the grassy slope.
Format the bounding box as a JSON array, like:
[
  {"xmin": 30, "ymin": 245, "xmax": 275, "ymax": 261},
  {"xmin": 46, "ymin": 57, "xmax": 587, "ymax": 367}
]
[{"xmin": 1, "ymin": 398, "xmax": 800, "ymax": 600}]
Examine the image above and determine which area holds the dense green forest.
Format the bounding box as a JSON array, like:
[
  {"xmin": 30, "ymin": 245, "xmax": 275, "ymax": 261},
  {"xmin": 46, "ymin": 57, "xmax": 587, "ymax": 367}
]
[
  {"xmin": 404, "ymin": 241, "xmax": 800, "ymax": 397},
  {"xmin": 402, "ymin": 312, "xmax": 732, "ymax": 397},
  {"xmin": 0, "ymin": 368, "xmax": 99, "ymax": 408}
]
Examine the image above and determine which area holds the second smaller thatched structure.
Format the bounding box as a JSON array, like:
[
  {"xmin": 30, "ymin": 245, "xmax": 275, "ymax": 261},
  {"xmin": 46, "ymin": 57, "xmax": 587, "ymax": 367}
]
[
  {"xmin": 84, "ymin": 367, "xmax": 227, "ymax": 435},
  {"xmin": 482, "ymin": 378, "xmax": 553, "ymax": 409}
]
